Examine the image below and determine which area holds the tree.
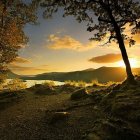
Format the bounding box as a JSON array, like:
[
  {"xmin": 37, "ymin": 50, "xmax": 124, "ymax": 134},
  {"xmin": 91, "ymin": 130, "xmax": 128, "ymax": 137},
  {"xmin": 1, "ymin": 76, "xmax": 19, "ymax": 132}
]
[
  {"xmin": 0, "ymin": 0, "xmax": 40, "ymax": 81},
  {"xmin": 41, "ymin": 0, "xmax": 140, "ymax": 84}
]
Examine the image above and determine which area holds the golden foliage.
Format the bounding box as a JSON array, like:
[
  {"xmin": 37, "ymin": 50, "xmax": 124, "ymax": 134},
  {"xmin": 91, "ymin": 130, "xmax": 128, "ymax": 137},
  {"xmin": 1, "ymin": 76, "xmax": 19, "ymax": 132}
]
[
  {"xmin": 0, "ymin": 0, "xmax": 39, "ymax": 69},
  {"xmin": 5, "ymin": 79, "xmax": 27, "ymax": 91}
]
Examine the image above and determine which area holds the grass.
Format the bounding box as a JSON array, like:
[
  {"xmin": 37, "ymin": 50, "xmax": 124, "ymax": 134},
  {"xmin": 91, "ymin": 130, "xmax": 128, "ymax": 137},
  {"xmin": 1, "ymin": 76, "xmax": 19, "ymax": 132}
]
[
  {"xmin": 64, "ymin": 80, "xmax": 77, "ymax": 87},
  {"xmin": 42, "ymin": 80, "xmax": 56, "ymax": 88},
  {"xmin": 105, "ymin": 81, "xmax": 118, "ymax": 86},
  {"xmin": 91, "ymin": 79, "xmax": 101, "ymax": 86},
  {"xmin": 64, "ymin": 80, "xmax": 118, "ymax": 88},
  {"xmin": 64, "ymin": 80, "xmax": 86, "ymax": 87}
]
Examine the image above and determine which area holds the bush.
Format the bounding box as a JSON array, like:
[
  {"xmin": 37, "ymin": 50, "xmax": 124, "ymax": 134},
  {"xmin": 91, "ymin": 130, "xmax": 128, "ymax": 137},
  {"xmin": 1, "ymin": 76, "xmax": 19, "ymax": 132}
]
[
  {"xmin": 0, "ymin": 74, "xmax": 6, "ymax": 84},
  {"xmin": 0, "ymin": 73, "xmax": 7, "ymax": 90},
  {"xmin": 5, "ymin": 79, "xmax": 27, "ymax": 91},
  {"xmin": 43, "ymin": 80, "xmax": 55, "ymax": 88}
]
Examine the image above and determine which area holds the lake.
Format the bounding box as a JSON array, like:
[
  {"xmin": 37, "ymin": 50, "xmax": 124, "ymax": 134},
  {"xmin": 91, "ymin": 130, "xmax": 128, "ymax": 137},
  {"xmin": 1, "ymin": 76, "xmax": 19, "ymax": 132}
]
[
  {"xmin": 25, "ymin": 80, "xmax": 64, "ymax": 88},
  {"xmin": 5, "ymin": 79, "xmax": 64, "ymax": 88}
]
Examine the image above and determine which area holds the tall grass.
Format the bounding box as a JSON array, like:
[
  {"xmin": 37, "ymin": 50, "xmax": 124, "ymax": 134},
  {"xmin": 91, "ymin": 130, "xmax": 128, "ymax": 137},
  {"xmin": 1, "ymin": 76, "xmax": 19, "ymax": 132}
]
[
  {"xmin": 42, "ymin": 80, "xmax": 56, "ymax": 88},
  {"xmin": 64, "ymin": 80, "xmax": 86, "ymax": 87},
  {"xmin": 64, "ymin": 80, "xmax": 77, "ymax": 87},
  {"xmin": 76, "ymin": 81, "xmax": 86, "ymax": 87},
  {"xmin": 91, "ymin": 79, "xmax": 103, "ymax": 86},
  {"xmin": 105, "ymin": 81, "xmax": 116, "ymax": 86}
]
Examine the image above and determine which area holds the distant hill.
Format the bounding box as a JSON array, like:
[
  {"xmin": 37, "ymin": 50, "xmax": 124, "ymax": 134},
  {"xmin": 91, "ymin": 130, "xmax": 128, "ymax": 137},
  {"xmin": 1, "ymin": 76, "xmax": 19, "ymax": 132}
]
[
  {"xmin": 7, "ymin": 71, "xmax": 20, "ymax": 79},
  {"xmin": 21, "ymin": 67, "xmax": 140, "ymax": 83}
]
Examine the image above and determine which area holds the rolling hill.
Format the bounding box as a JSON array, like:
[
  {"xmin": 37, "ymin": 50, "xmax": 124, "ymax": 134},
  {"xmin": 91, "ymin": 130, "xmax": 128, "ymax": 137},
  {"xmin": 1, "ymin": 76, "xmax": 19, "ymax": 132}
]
[
  {"xmin": 7, "ymin": 71, "xmax": 20, "ymax": 79},
  {"xmin": 21, "ymin": 67, "xmax": 140, "ymax": 83}
]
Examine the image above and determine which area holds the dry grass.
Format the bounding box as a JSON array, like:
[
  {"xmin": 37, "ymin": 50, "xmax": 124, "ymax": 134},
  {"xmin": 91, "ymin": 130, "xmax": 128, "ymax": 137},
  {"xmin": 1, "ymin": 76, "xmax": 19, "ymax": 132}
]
[
  {"xmin": 42, "ymin": 80, "xmax": 56, "ymax": 88},
  {"xmin": 3, "ymin": 79, "xmax": 27, "ymax": 91}
]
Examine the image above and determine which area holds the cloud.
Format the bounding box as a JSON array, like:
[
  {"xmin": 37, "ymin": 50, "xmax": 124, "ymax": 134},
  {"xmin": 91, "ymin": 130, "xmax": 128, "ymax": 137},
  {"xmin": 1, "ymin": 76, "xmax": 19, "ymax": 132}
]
[
  {"xmin": 13, "ymin": 57, "xmax": 31, "ymax": 63},
  {"xmin": 8, "ymin": 63, "xmax": 49, "ymax": 75},
  {"xmin": 46, "ymin": 29, "xmax": 140, "ymax": 52},
  {"xmin": 47, "ymin": 34, "xmax": 99, "ymax": 51},
  {"xmin": 89, "ymin": 53, "xmax": 122, "ymax": 63},
  {"xmin": 133, "ymin": 34, "xmax": 140, "ymax": 45}
]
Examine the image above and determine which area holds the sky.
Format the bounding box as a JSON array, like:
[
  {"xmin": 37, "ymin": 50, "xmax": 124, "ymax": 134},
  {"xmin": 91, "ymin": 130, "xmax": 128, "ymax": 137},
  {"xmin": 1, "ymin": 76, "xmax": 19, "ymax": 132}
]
[{"xmin": 9, "ymin": 7, "xmax": 140, "ymax": 75}]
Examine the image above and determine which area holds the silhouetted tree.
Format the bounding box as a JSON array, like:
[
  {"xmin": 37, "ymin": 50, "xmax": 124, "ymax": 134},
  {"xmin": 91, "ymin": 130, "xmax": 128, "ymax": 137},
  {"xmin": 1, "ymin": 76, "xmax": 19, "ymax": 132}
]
[
  {"xmin": 0, "ymin": 0, "xmax": 39, "ymax": 81},
  {"xmin": 41, "ymin": 0, "xmax": 140, "ymax": 84}
]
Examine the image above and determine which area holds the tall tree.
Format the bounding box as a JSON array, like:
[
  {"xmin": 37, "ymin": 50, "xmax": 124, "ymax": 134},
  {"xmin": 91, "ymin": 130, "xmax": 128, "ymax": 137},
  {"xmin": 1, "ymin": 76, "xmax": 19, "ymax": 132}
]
[
  {"xmin": 41, "ymin": 0, "xmax": 140, "ymax": 84},
  {"xmin": 0, "ymin": 0, "xmax": 39, "ymax": 81}
]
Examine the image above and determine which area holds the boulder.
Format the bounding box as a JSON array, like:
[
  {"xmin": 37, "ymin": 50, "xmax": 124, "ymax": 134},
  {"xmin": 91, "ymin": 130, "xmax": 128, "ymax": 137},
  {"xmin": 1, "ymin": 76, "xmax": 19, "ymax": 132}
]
[
  {"xmin": 29, "ymin": 84, "xmax": 55, "ymax": 95},
  {"xmin": 70, "ymin": 88, "xmax": 89, "ymax": 100}
]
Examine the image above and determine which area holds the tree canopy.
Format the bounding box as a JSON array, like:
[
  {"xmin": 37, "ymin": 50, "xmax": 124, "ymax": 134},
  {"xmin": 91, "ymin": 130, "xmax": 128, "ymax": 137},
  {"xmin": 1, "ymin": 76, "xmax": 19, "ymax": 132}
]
[
  {"xmin": 41, "ymin": 0, "xmax": 140, "ymax": 45},
  {"xmin": 41, "ymin": 0, "xmax": 140, "ymax": 83},
  {"xmin": 0, "ymin": 0, "xmax": 39, "ymax": 71}
]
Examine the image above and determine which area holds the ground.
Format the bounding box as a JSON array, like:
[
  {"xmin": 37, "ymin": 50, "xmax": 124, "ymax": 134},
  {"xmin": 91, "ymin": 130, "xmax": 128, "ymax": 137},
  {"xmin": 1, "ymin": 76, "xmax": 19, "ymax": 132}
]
[{"xmin": 0, "ymin": 82, "xmax": 140, "ymax": 140}]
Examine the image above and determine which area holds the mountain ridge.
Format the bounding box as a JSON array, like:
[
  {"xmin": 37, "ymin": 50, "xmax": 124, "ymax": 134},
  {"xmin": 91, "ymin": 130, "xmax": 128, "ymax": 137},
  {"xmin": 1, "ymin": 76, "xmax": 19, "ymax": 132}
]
[{"xmin": 18, "ymin": 67, "xmax": 140, "ymax": 83}]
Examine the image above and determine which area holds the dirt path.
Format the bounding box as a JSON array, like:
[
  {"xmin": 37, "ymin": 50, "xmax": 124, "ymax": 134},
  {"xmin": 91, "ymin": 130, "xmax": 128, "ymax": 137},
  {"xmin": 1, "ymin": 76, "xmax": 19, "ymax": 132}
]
[
  {"xmin": 1, "ymin": 84, "xmax": 139, "ymax": 140},
  {"xmin": 0, "ymin": 92, "xmax": 99, "ymax": 140}
]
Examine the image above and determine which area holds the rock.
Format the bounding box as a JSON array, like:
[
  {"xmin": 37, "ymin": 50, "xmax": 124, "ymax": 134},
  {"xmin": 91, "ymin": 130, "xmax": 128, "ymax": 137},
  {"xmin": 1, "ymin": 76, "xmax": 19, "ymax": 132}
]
[
  {"xmin": 87, "ymin": 119, "xmax": 140, "ymax": 140},
  {"xmin": 87, "ymin": 133, "xmax": 101, "ymax": 140},
  {"xmin": 135, "ymin": 75, "xmax": 140, "ymax": 81},
  {"xmin": 60, "ymin": 84, "xmax": 79, "ymax": 93},
  {"xmin": 70, "ymin": 88, "xmax": 89, "ymax": 100},
  {"xmin": 45, "ymin": 111, "xmax": 70, "ymax": 124},
  {"xmin": 30, "ymin": 84, "xmax": 55, "ymax": 95},
  {"xmin": 89, "ymin": 90, "xmax": 105, "ymax": 102}
]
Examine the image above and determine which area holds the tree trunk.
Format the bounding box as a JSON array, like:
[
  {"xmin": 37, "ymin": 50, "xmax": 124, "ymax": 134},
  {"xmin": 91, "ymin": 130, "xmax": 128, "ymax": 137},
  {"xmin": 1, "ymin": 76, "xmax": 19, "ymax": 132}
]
[
  {"xmin": 106, "ymin": 8, "xmax": 135, "ymax": 84},
  {"xmin": 113, "ymin": 24, "xmax": 135, "ymax": 84},
  {"xmin": 117, "ymin": 36, "xmax": 135, "ymax": 83}
]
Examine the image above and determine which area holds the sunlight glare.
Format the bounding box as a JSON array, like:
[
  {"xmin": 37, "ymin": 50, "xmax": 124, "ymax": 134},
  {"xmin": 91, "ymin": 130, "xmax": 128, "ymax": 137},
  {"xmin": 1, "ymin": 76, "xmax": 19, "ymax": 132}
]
[{"xmin": 118, "ymin": 58, "xmax": 138, "ymax": 68}]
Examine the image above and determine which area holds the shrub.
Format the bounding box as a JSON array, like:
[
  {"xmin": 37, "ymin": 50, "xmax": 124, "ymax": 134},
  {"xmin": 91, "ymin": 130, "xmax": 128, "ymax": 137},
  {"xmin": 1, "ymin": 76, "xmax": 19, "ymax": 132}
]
[
  {"xmin": 5, "ymin": 78, "xmax": 27, "ymax": 91},
  {"xmin": 0, "ymin": 73, "xmax": 7, "ymax": 91},
  {"xmin": 0, "ymin": 74, "xmax": 6, "ymax": 84},
  {"xmin": 43, "ymin": 80, "xmax": 55, "ymax": 88}
]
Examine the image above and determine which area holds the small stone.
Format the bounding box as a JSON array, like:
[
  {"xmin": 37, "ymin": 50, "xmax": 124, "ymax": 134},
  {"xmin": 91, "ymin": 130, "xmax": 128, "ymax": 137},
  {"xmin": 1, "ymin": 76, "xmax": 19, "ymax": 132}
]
[
  {"xmin": 46, "ymin": 111, "xmax": 70, "ymax": 124},
  {"xmin": 87, "ymin": 133, "xmax": 101, "ymax": 140}
]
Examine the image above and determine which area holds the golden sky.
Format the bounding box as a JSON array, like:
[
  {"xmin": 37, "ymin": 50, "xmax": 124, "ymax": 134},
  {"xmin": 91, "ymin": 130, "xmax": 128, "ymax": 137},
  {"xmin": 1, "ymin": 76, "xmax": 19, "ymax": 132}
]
[{"xmin": 8, "ymin": 10, "xmax": 140, "ymax": 75}]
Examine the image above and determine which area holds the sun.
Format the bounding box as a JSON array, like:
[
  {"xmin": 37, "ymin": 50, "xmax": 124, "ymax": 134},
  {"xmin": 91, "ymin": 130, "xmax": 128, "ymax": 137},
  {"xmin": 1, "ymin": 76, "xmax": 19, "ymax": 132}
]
[{"xmin": 118, "ymin": 58, "xmax": 138, "ymax": 68}]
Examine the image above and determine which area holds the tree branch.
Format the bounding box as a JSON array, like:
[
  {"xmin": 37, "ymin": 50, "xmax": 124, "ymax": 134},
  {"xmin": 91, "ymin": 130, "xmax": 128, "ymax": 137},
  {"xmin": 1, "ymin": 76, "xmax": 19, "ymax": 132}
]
[
  {"xmin": 98, "ymin": 17, "xmax": 111, "ymax": 23},
  {"xmin": 101, "ymin": 35, "xmax": 117, "ymax": 46}
]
